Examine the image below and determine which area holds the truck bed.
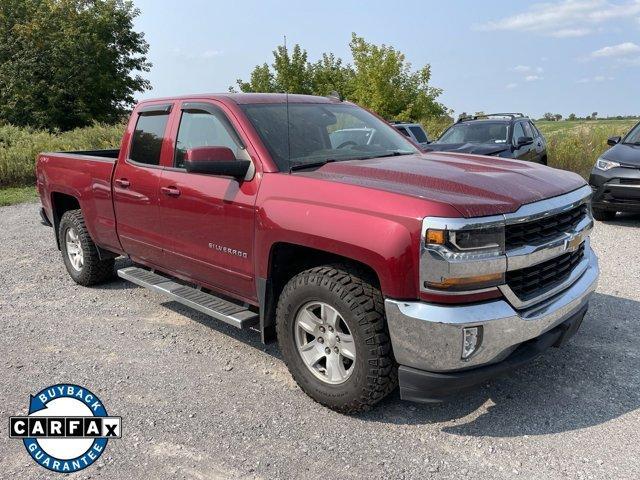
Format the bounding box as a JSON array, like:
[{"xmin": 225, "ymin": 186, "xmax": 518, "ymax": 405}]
[{"xmin": 36, "ymin": 149, "xmax": 122, "ymax": 254}]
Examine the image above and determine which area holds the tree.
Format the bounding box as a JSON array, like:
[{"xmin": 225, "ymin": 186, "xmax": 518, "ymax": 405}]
[
  {"xmin": 235, "ymin": 44, "xmax": 313, "ymax": 94},
  {"xmin": 591, "ymin": 112, "xmax": 598, "ymax": 120},
  {"xmin": 568, "ymin": 113, "xmax": 577, "ymax": 121},
  {"xmin": 234, "ymin": 33, "xmax": 447, "ymax": 122},
  {"xmin": 554, "ymin": 114, "xmax": 563, "ymax": 121},
  {"xmin": 0, "ymin": 0, "xmax": 151, "ymax": 130},
  {"xmin": 235, "ymin": 63, "xmax": 276, "ymax": 93},
  {"xmin": 309, "ymin": 53, "xmax": 355, "ymax": 98},
  {"xmin": 348, "ymin": 34, "xmax": 445, "ymax": 121},
  {"xmin": 543, "ymin": 112, "xmax": 555, "ymax": 121}
]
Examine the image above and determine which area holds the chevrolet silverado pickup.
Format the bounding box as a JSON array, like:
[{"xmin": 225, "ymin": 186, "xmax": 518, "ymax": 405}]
[{"xmin": 36, "ymin": 93, "xmax": 599, "ymax": 413}]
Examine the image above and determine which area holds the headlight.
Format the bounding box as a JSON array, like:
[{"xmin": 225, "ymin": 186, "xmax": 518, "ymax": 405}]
[
  {"xmin": 423, "ymin": 227, "xmax": 506, "ymax": 291},
  {"xmin": 595, "ymin": 158, "xmax": 620, "ymax": 171},
  {"xmin": 426, "ymin": 227, "xmax": 504, "ymax": 254}
]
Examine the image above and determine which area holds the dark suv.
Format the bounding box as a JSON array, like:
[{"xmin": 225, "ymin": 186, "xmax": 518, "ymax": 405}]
[
  {"xmin": 424, "ymin": 113, "xmax": 547, "ymax": 164},
  {"xmin": 589, "ymin": 121, "xmax": 640, "ymax": 221}
]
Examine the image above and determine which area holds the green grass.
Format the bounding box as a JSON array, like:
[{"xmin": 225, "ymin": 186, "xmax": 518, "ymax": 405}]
[
  {"xmin": 537, "ymin": 119, "xmax": 637, "ymax": 178},
  {"xmin": 0, "ymin": 185, "xmax": 37, "ymax": 206}
]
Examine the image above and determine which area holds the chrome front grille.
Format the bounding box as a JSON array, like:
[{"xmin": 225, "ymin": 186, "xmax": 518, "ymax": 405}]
[
  {"xmin": 505, "ymin": 203, "xmax": 588, "ymax": 249},
  {"xmin": 506, "ymin": 243, "xmax": 585, "ymax": 302}
]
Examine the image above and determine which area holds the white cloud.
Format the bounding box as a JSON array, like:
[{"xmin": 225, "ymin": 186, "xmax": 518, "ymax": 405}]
[
  {"xmin": 552, "ymin": 27, "xmax": 593, "ymax": 37},
  {"xmin": 577, "ymin": 75, "xmax": 615, "ymax": 82},
  {"xmin": 506, "ymin": 83, "xmax": 518, "ymax": 89},
  {"xmin": 592, "ymin": 42, "xmax": 640, "ymax": 57},
  {"xmin": 512, "ymin": 65, "xmax": 544, "ymax": 73},
  {"xmin": 478, "ymin": 0, "xmax": 640, "ymax": 37},
  {"xmin": 525, "ymin": 75, "xmax": 544, "ymax": 81}
]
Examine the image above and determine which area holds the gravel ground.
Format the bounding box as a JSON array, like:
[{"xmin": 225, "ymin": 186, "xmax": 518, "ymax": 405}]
[{"xmin": 1, "ymin": 201, "xmax": 639, "ymax": 480}]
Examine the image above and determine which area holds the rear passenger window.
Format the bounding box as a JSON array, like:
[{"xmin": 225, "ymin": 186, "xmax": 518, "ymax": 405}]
[{"xmin": 129, "ymin": 113, "xmax": 170, "ymax": 166}]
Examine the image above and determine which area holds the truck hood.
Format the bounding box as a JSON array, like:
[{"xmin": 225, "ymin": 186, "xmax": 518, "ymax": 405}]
[
  {"xmin": 422, "ymin": 142, "xmax": 511, "ymax": 156},
  {"xmin": 300, "ymin": 152, "xmax": 586, "ymax": 218}
]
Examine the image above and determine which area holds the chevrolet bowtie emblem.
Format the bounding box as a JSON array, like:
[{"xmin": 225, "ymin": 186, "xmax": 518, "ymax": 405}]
[{"xmin": 565, "ymin": 235, "xmax": 582, "ymax": 251}]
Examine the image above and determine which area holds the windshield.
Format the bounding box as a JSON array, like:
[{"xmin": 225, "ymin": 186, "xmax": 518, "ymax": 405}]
[
  {"xmin": 240, "ymin": 103, "xmax": 418, "ymax": 171},
  {"xmin": 436, "ymin": 122, "xmax": 509, "ymax": 145},
  {"xmin": 623, "ymin": 123, "xmax": 640, "ymax": 144}
]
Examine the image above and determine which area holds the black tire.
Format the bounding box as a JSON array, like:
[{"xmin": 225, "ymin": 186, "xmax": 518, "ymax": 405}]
[
  {"xmin": 540, "ymin": 155, "xmax": 548, "ymax": 166},
  {"xmin": 276, "ymin": 265, "xmax": 397, "ymax": 413},
  {"xmin": 592, "ymin": 207, "xmax": 616, "ymax": 221},
  {"xmin": 59, "ymin": 209, "xmax": 115, "ymax": 286}
]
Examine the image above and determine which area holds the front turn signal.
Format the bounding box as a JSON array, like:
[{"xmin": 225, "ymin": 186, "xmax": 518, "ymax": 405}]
[{"xmin": 425, "ymin": 272, "xmax": 504, "ymax": 291}]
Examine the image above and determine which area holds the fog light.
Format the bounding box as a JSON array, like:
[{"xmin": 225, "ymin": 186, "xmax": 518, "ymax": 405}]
[{"xmin": 462, "ymin": 326, "xmax": 482, "ymax": 360}]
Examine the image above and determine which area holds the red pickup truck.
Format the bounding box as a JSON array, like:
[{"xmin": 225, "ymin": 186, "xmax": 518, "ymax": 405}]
[{"xmin": 36, "ymin": 93, "xmax": 599, "ymax": 413}]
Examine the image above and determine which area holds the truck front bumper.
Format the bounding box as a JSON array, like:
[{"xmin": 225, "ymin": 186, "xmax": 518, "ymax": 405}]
[{"xmin": 385, "ymin": 246, "xmax": 599, "ymax": 403}]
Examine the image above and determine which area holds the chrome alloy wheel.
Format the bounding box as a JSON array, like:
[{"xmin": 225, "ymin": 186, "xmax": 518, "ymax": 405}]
[
  {"xmin": 65, "ymin": 227, "xmax": 84, "ymax": 271},
  {"xmin": 294, "ymin": 301, "xmax": 356, "ymax": 384}
]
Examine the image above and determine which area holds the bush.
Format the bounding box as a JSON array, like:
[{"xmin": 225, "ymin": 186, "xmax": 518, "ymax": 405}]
[{"xmin": 0, "ymin": 123, "xmax": 125, "ymax": 187}]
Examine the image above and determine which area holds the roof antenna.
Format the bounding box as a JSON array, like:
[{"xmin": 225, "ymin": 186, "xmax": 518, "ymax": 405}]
[{"xmin": 284, "ymin": 35, "xmax": 292, "ymax": 172}]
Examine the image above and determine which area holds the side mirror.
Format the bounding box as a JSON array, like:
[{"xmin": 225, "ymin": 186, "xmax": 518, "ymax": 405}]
[
  {"xmin": 516, "ymin": 136, "xmax": 533, "ymax": 147},
  {"xmin": 607, "ymin": 136, "xmax": 621, "ymax": 146},
  {"xmin": 184, "ymin": 146, "xmax": 250, "ymax": 179}
]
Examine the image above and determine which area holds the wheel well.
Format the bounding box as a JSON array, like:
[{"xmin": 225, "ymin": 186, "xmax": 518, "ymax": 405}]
[
  {"xmin": 259, "ymin": 242, "xmax": 380, "ymax": 343},
  {"xmin": 51, "ymin": 192, "xmax": 80, "ymax": 248}
]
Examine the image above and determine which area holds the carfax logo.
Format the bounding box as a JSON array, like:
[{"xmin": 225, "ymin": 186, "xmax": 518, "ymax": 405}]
[{"xmin": 9, "ymin": 384, "xmax": 121, "ymax": 473}]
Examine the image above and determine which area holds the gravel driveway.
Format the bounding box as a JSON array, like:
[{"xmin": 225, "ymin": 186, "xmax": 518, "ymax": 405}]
[{"xmin": 1, "ymin": 202, "xmax": 639, "ymax": 480}]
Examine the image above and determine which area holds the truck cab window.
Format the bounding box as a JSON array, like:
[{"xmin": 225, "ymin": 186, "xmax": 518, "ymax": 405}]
[
  {"xmin": 129, "ymin": 113, "xmax": 169, "ymax": 166},
  {"xmin": 174, "ymin": 110, "xmax": 247, "ymax": 168}
]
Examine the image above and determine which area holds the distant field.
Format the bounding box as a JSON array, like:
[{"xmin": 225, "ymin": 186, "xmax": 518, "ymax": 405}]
[{"xmin": 536, "ymin": 119, "xmax": 637, "ymax": 178}]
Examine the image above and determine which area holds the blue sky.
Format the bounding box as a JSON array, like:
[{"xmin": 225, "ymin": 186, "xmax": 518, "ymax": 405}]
[{"xmin": 132, "ymin": 0, "xmax": 640, "ymax": 118}]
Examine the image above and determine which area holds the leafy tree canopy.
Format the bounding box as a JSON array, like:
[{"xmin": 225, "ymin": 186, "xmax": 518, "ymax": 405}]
[
  {"xmin": 234, "ymin": 33, "xmax": 447, "ymax": 122},
  {"xmin": 0, "ymin": 0, "xmax": 151, "ymax": 130}
]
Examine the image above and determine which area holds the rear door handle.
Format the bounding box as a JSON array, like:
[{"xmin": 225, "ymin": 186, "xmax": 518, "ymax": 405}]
[
  {"xmin": 115, "ymin": 178, "xmax": 130, "ymax": 188},
  {"xmin": 161, "ymin": 186, "xmax": 181, "ymax": 197}
]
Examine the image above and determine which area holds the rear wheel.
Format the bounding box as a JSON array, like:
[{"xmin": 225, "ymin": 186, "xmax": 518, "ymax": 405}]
[
  {"xmin": 276, "ymin": 265, "xmax": 397, "ymax": 413},
  {"xmin": 59, "ymin": 210, "xmax": 115, "ymax": 285},
  {"xmin": 592, "ymin": 207, "xmax": 616, "ymax": 221}
]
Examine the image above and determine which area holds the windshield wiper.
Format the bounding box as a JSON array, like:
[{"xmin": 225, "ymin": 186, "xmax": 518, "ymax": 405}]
[
  {"xmin": 622, "ymin": 142, "xmax": 640, "ymax": 146},
  {"xmin": 289, "ymin": 151, "xmax": 414, "ymax": 172},
  {"xmin": 354, "ymin": 150, "xmax": 414, "ymax": 160},
  {"xmin": 289, "ymin": 159, "xmax": 336, "ymax": 172}
]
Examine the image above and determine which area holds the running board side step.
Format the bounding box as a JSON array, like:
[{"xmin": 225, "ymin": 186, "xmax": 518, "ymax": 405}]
[{"xmin": 117, "ymin": 267, "xmax": 259, "ymax": 329}]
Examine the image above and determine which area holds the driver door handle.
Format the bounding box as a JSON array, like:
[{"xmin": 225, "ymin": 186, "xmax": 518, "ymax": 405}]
[
  {"xmin": 115, "ymin": 178, "xmax": 130, "ymax": 188},
  {"xmin": 161, "ymin": 186, "xmax": 181, "ymax": 197}
]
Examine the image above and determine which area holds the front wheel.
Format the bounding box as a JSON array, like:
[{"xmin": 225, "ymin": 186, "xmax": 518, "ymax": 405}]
[
  {"xmin": 276, "ymin": 265, "xmax": 397, "ymax": 413},
  {"xmin": 59, "ymin": 210, "xmax": 115, "ymax": 286}
]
